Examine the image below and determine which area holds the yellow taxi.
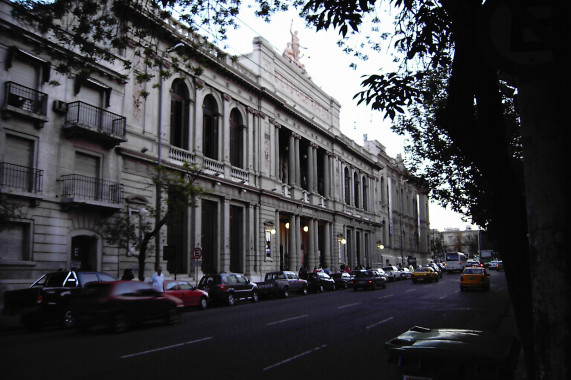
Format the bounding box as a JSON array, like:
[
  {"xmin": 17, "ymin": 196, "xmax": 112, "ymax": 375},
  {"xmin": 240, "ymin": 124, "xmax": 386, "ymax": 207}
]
[
  {"xmin": 411, "ymin": 266, "xmax": 439, "ymax": 283},
  {"xmin": 460, "ymin": 267, "xmax": 491, "ymax": 291}
]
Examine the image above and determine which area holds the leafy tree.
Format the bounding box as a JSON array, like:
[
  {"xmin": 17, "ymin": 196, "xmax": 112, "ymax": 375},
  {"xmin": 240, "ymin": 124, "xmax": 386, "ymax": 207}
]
[
  {"xmin": 100, "ymin": 163, "xmax": 208, "ymax": 280},
  {"xmin": 0, "ymin": 194, "xmax": 22, "ymax": 232},
  {"xmin": 298, "ymin": 1, "xmax": 567, "ymax": 379}
]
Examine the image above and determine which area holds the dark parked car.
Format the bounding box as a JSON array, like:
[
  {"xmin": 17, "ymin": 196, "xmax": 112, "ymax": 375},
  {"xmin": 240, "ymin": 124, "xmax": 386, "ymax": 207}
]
[
  {"xmin": 2, "ymin": 270, "xmax": 116, "ymax": 330},
  {"xmin": 331, "ymin": 272, "xmax": 352, "ymax": 289},
  {"xmin": 72, "ymin": 281, "xmax": 183, "ymax": 333},
  {"xmin": 198, "ymin": 273, "xmax": 259, "ymax": 306},
  {"xmin": 350, "ymin": 270, "xmax": 387, "ymax": 291},
  {"xmin": 163, "ymin": 280, "xmax": 209, "ymax": 309},
  {"xmin": 306, "ymin": 272, "xmax": 336, "ymax": 292}
]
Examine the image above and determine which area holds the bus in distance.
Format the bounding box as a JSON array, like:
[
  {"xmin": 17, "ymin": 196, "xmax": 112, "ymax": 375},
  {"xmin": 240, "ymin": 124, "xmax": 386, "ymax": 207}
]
[
  {"xmin": 479, "ymin": 250, "xmax": 494, "ymax": 267},
  {"xmin": 445, "ymin": 252, "xmax": 467, "ymax": 273}
]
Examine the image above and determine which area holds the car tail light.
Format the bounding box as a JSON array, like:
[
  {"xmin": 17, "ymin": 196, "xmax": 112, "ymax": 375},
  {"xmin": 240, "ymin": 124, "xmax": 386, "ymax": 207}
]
[
  {"xmin": 36, "ymin": 291, "xmax": 43, "ymax": 304},
  {"xmin": 219, "ymin": 284, "xmax": 226, "ymax": 291}
]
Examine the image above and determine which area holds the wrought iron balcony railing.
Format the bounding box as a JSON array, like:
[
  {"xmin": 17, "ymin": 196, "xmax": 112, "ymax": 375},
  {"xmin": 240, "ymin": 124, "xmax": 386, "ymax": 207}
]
[
  {"xmin": 2, "ymin": 81, "xmax": 48, "ymax": 116},
  {"xmin": 0, "ymin": 162, "xmax": 43, "ymax": 193},
  {"xmin": 60, "ymin": 174, "xmax": 123, "ymax": 205},
  {"xmin": 64, "ymin": 101, "xmax": 127, "ymax": 146}
]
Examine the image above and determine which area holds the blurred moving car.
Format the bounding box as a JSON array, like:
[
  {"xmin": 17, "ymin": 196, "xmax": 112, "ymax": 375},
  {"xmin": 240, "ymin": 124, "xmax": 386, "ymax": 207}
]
[
  {"xmin": 411, "ymin": 267, "xmax": 439, "ymax": 283},
  {"xmin": 331, "ymin": 272, "xmax": 352, "ymax": 289},
  {"xmin": 351, "ymin": 270, "xmax": 387, "ymax": 291},
  {"xmin": 164, "ymin": 280, "xmax": 209, "ymax": 309},
  {"xmin": 72, "ymin": 281, "xmax": 183, "ymax": 332},
  {"xmin": 198, "ymin": 273, "xmax": 259, "ymax": 306},
  {"xmin": 460, "ymin": 267, "xmax": 491, "ymax": 291},
  {"xmin": 306, "ymin": 271, "xmax": 336, "ymax": 292}
]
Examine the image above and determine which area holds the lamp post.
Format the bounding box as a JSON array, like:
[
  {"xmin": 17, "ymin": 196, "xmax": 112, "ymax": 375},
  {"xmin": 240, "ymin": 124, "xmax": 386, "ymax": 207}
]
[{"xmin": 155, "ymin": 42, "xmax": 184, "ymax": 269}]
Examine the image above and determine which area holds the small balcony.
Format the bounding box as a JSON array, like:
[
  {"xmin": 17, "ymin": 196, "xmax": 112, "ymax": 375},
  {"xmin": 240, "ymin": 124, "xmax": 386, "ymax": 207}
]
[
  {"xmin": 59, "ymin": 174, "xmax": 123, "ymax": 209},
  {"xmin": 63, "ymin": 101, "xmax": 127, "ymax": 148},
  {"xmin": 0, "ymin": 162, "xmax": 43, "ymax": 194},
  {"xmin": 1, "ymin": 82, "xmax": 48, "ymax": 127}
]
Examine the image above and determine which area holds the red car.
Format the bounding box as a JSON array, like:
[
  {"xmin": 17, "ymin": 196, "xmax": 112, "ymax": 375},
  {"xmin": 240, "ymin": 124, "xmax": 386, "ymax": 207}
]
[
  {"xmin": 72, "ymin": 281, "xmax": 183, "ymax": 332},
  {"xmin": 163, "ymin": 280, "xmax": 209, "ymax": 309}
]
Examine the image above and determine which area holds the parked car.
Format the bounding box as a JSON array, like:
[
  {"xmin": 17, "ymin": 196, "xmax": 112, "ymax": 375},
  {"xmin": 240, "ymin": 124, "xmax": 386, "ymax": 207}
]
[
  {"xmin": 72, "ymin": 281, "xmax": 183, "ymax": 332},
  {"xmin": 163, "ymin": 280, "xmax": 209, "ymax": 309},
  {"xmin": 411, "ymin": 267, "xmax": 439, "ymax": 283},
  {"xmin": 2, "ymin": 270, "xmax": 116, "ymax": 330},
  {"xmin": 400, "ymin": 268, "xmax": 413, "ymax": 280},
  {"xmin": 256, "ymin": 271, "xmax": 308, "ymax": 298},
  {"xmin": 306, "ymin": 271, "xmax": 336, "ymax": 292},
  {"xmin": 460, "ymin": 267, "xmax": 491, "ymax": 291},
  {"xmin": 331, "ymin": 272, "xmax": 353, "ymax": 289},
  {"xmin": 350, "ymin": 270, "xmax": 387, "ymax": 291},
  {"xmin": 198, "ymin": 273, "xmax": 259, "ymax": 306},
  {"xmin": 382, "ymin": 266, "xmax": 402, "ymax": 281}
]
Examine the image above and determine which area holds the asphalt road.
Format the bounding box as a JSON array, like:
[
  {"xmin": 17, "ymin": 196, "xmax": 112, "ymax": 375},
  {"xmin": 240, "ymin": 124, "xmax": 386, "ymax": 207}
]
[{"xmin": 1, "ymin": 270, "xmax": 514, "ymax": 379}]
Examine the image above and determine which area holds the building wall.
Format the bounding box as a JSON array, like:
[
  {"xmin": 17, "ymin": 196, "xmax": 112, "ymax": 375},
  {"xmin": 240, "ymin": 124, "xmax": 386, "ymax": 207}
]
[{"xmin": 0, "ymin": 1, "xmax": 430, "ymax": 295}]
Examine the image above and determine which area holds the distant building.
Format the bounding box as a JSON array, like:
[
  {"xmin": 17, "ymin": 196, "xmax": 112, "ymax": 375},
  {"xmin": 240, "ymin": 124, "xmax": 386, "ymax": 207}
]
[{"xmin": 0, "ymin": 0, "xmax": 430, "ymax": 295}]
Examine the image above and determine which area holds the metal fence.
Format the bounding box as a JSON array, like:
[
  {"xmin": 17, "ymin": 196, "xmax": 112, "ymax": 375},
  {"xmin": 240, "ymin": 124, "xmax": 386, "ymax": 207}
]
[
  {"xmin": 0, "ymin": 162, "xmax": 43, "ymax": 192},
  {"xmin": 60, "ymin": 174, "xmax": 123, "ymax": 204},
  {"xmin": 65, "ymin": 101, "xmax": 126, "ymax": 137},
  {"xmin": 3, "ymin": 81, "xmax": 47, "ymax": 115}
]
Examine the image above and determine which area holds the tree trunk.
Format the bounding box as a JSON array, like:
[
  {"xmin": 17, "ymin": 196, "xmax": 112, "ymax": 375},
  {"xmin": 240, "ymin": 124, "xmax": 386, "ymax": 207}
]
[{"xmin": 518, "ymin": 73, "xmax": 570, "ymax": 379}]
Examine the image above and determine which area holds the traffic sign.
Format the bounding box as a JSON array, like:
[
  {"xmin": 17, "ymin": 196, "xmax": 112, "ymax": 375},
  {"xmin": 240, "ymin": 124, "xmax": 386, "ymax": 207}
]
[{"xmin": 192, "ymin": 247, "xmax": 202, "ymax": 260}]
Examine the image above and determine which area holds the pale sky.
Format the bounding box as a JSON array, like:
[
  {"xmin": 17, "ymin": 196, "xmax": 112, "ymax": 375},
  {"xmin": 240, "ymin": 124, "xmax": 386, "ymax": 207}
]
[{"xmin": 199, "ymin": 5, "xmax": 474, "ymax": 231}]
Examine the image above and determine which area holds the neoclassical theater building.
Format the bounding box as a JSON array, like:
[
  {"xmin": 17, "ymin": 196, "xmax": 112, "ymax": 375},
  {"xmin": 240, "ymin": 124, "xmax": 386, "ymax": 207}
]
[{"xmin": 0, "ymin": 1, "xmax": 430, "ymax": 291}]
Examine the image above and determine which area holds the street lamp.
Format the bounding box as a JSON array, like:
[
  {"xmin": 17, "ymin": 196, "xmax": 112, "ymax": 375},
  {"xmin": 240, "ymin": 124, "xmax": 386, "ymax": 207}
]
[{"xmin": 155, "ymin": 42, "xmax": 184, "ymax": 269}]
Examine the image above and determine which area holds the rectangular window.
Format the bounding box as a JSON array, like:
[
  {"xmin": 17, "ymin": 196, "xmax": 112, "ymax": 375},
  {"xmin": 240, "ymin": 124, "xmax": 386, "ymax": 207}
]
[{"xmin": 0, "ymin": 222, "xmax": 31, "ymax": 261}]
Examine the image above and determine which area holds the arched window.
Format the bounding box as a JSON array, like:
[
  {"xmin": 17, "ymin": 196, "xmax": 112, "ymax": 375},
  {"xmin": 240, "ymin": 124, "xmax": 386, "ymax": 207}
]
[
  {"xmin": 353, "ymin": 172, "xmax": 360, "ymax": 209},
  {"xmin": 170, "ymin": 79, "xmax": 189, "ymax": 150},
  {"xmin": 229, "ymin": 108, "xmax": 243, "ymax": 168},
  {"xmin": 344, "ymin": 167, "xmax": 351, "ymax": 205},
  {"xmin": 203, "ymin": 95, "xmax": 219, "ymax": 160}
]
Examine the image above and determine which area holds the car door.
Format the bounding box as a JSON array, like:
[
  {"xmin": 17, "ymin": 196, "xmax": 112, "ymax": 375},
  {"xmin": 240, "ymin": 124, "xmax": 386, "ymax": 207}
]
[
  {"xmin": 234, "ymin": 274, "xmax": 249, "ymax": 298},
  {"xmin": 178, "ymin": 281, "xmax": 199, "ymax": 306}
]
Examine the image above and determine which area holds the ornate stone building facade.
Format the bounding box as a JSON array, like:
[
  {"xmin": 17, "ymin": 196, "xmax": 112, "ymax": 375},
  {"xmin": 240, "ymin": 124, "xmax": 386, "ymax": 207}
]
[{"xmin": 0, "ymin": 1, "xmax": 430, "ymax": 294}]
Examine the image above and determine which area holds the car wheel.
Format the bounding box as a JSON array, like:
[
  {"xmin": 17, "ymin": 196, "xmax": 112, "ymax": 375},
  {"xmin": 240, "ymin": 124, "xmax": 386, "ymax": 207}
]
[
  {"xmin": 460, "ymin": 286, "xmax": 465, "ymax": 291},
  {"xmin": 301, "ymin": 286, "xmax": 308, "ymax": 295},
  {"xmin": 282, "ymin": 287, "xmax": 289, "ymax": 298},
  {"xmin": 61, "ymin": 308, "xmax": 74, "ymax": 329},
  {"xmin": 111, "ymin": 312, "xmax": 128, "ymax": 333},
  {"xmin": 227, "ymin": 293, "xmax": 236, "ymax": 306},
  {"xmin": 199, "ymin": 297, "xmax": 208, "ymax": 310},
  {"xmin": 251, "ymin": 290, "xmax": 260, "ymax": 303},
  {"xmin": 165, "ymin": 307, "xmax": 180, "ymax": 325}
]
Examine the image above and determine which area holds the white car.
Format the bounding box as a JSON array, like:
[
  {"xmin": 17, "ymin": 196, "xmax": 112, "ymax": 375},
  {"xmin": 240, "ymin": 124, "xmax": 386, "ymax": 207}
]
[
  {"xmin": 489, "ymin": 260, "xmax": 500, "ymax": 269},
  {"xmin": 382, "ymin": 266, "xmax": 403, "ymax": 281}
]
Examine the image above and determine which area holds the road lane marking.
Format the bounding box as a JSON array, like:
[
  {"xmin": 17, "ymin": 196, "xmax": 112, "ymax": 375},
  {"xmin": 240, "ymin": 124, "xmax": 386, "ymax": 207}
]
[
  {"xmin": 338, "ymin": 302, "xmax": 361, "ymax": 309},
  {"xmin": 378, "ymin": 293, "xmax": 394, "ymax": 299},
  {"xmin": 267, "ymin": 314, "xmax": 308, "ymax": 326},
  {"xmin": 263, "ymin": 345, "xmax": 327, "ymax": 371},
  {"xmin": 439, "ymin": 295, "xmax": 447, "ymax": 299},
  {"xmin": 405, "ymin": 288, "xmax": 416, "ymax": 293},
  {"xmin": 120, "ymin": 337, "xmax": 213, "ymax": 359},
  {"xmin": 366, "ymin": 316, "xmax": 394, "ymax": 330}
]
